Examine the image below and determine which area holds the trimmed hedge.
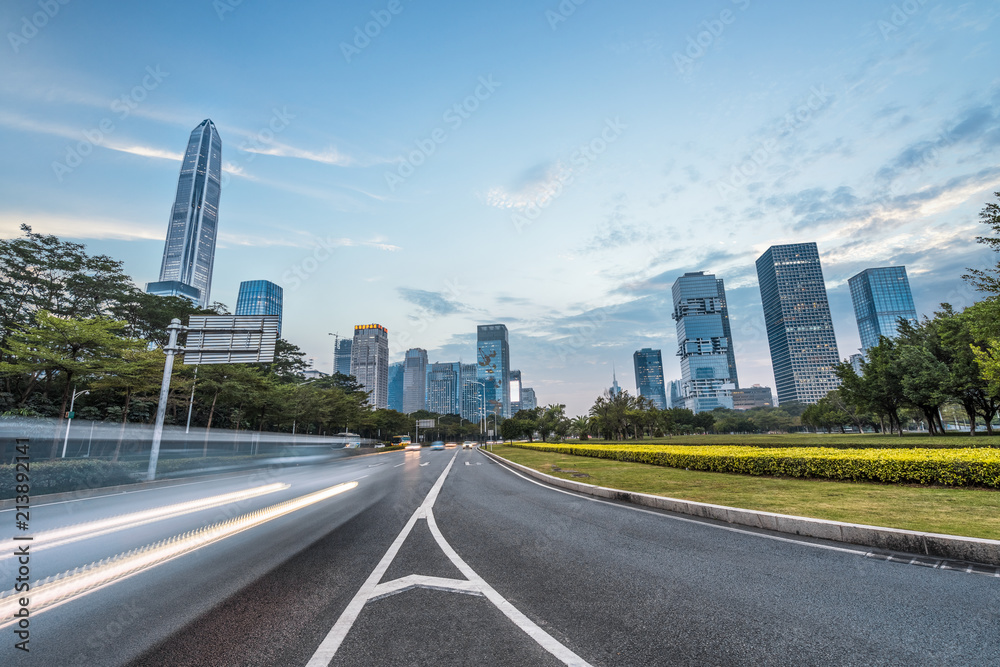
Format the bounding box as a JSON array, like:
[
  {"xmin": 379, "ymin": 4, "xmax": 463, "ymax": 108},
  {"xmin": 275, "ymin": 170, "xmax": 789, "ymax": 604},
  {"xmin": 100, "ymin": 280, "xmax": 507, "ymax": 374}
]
[
  {"xmin": 511, "ymin": 443, "xmax": 1000, "ymax": 488},
  {"xmin": 0, "ymin": 459, "xmax": 138, "ymax": 499}
]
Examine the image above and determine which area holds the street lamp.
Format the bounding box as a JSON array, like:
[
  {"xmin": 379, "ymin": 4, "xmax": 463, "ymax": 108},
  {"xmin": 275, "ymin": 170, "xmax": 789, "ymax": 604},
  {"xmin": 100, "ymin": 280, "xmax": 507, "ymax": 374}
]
[
  {"xmin": 469, "ymin": 380, "xmax": 485, "ymax": 442},
  {"xmin": 61, "ymin": 386, "xmax": 90, "ymax": 458},
  {"xmin": 328, "ymin": 332, "xmax": 339, "ymax": 375}
]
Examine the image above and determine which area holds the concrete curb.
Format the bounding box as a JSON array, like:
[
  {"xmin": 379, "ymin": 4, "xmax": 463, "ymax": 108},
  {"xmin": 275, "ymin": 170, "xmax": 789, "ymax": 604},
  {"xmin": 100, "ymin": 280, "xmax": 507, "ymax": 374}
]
[{"xmin": 482, "ymin": 449, "xmax": 1000, "ymax": 567}]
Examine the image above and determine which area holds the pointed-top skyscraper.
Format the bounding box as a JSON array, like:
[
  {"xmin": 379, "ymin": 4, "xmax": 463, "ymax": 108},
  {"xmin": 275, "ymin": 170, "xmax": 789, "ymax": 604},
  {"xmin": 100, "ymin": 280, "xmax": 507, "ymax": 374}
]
[{"xmin": 147, "ymin": 119, "xmax": 222, "ymax": 307}]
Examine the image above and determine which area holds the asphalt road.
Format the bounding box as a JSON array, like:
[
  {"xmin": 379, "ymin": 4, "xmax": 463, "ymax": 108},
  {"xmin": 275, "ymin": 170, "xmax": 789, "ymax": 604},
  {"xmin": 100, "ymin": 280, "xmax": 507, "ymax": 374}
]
[{"xmin": 2, "ymin": 447, "xmax": 998, "ymax": 666}]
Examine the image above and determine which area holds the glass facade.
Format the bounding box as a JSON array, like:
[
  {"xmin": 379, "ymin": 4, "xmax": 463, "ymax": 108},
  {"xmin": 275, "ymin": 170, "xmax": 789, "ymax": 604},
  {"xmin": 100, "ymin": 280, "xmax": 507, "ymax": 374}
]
[
  {"xmin": 849, "ymin": 266, "xmax": 917, "ymax": 352},
  {"xmin": 732, "ymin": 385, "xmax": 774, "ymax": 410},
  {"xmin": 428, "ymin": 362, "xmax": 460, "ymax": 415},
  {"xmin": 756, "ymin": 243, "xmax": 841, "ymax": 405},
  {"xmin": 234, "ymin": 280, "xmax": 283, "ymax": 335},
  {"xmin": 520, "ymin": 387, "xmax": 537, "ymax": 412},
  {"xmin": 154, "ymin": 119, "xmax": 222, "ymax": 307},
  {"xmin": 477, "ymin": 324, "xmax": 510, "ymax": 418},
  {"xmin": 667, "ymin": 379, "xmax": 683, "ymax": 408},
  {"xmin": 402, "ymin": 348, "xmax": 428, "ymax": 413},
  {"xmin": 334, "ymin": 339, "xmax": 353, "ymax": 376},
  {"xmin": 350, "ymin": 324, "xmax": 389, "ymax": 409},
  {"xmin": 672, "ymin": 272, "xmax": 738, "ymax": 413},
  {"xmin": 509, "ymin": 369, "xmax": 522, "ymax": 413},
  {"xmin": 387, "ymin": 362, "xmax": 404, "ymax": 412},
  {"xmin": 459, "ymin": 363, "xmax": 481, "ymax": 422},
  {"xmin": 633, "ymin": 348, "xmax": 667, "ymax": 410}
]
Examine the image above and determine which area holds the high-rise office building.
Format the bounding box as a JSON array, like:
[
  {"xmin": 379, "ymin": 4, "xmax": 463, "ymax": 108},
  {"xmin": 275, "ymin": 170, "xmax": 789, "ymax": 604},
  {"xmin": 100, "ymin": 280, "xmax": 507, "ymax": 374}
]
[
  {"xmin": 460, "ymin": 363, "xmax": 481, "ymax": 422},
  {"xmin": 428, "ymin": 362, "xmax": 460, "ymax": 415},
  {"xmin": 849, "ymin": 266, "xmax": 918, "ymax": 352},
  {"xmin": 334, "ymin": 339, "xmax": 353, "ymax": 376},
  {"xmin": 477, "ymin": 324, "xmax": 510, "ymax": 418},
  {"xmin": 234, "ymin": 280, "xmax": 282, "ymax": 335},
  {"xmin": 509, "ymin": 370, "xmax": 522, "ymax": 413},
  {"xmin": 147, "ymin": 119, "xmax": 222, "ymax": 307},
  {"xmin": 667, "ymin": 380, "xmax": 683, "ymax": 408},
  {"xmin": 387, "ymin": 361, "xmax": 404, "ymax": 412},
  {"xmin": 756, "ymin": 242, "xmax": 841, "ymax": 405},
  {"xmin": 633, "ymin": 349, "xmax": 667, "ymax": 409},
  {"xmin": 520, "ymin": 387, "xmax": 537, "ymax": 412},
  {"xmin": 672, "ymin": 272, "xmax": 738, "ymax": 413},
  {"xmin": 849, "ymin": 353, "xmax": 865, "ymax": 376},
  {"xmin": 403, "ymin": 348, "xmax": 428, "ymax": 413},
  {"xmin": 350, "ymin": 324, "xmax": 389, "ymax": 409},
  {"xmin": 609, "ymin": 368, "xmax": 622, "ymax": 397}
]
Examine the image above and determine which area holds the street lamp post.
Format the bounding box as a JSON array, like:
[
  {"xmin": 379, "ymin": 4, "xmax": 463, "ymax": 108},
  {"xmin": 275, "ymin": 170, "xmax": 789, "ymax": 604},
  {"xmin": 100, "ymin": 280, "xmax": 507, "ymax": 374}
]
[
  {"xmin": 328, "ymin": 332, "xmax": 339, "ymax": 375},
  {"xmin": 61, "ymin": 386, "xmax": 90, "ymax": 458},
  {"xmin": 469, "ymin": 380, "xmax": 485, "ymax": 443}
]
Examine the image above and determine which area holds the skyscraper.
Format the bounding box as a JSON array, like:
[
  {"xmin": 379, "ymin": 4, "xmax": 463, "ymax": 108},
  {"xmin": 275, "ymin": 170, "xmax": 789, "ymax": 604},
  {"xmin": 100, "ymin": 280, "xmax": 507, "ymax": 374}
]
[
  {"xmin": 334, "ymin": 339, "xmax": 353, "ymax": 376},
  {"xmin": 756, "ymin": 243, "xmax": 841, "ymax": 405},
  {"xmin": 672, "ymin": 272, "xmax": 739, "ymax": 413},
  {"xmin": 427, "ymin": 362, "xmax": 460, "ymax": 415},
  {"xmin": 477, "ymin": 324, "xmax": 510, "ymax": 418},
  {"xmin": 350, "ymin": 324, "xmax": 389, "ymax": 409},
  {"xmin": 403, "ymin": 348, "xmax": 428, "ymax": 413},
  {"xmin": 520, "ymin": 387, "xmax": 537, "ymax": 412},
  {"xmin": 234, "ymin": 280, "xmax": 283, "ymax": 335},
  {"xmin": 849, "ymin": 266, "xmax": 918, "ymax": 352},
  {"xmin": 633, "ymin": 349, "xmax": 667, "ymax": 409},
  {"xmin": 509, "ymin": 369, "xmax": 522, "ymax": 413},
  {"xmin": 667, "ymin": 379, "xmax": 683, "ymax": 408},
  {"xmin": 387, "ymin": 361, "xmax": 404, "ymax": 412},
  {"xmin": 609, "ymin": 368, "xmax": 622, "ymax": 397},
  {"xmin": 460, "ymin": 362, "xmax": 481, "ymax": 422},
  {"xmin": 147, "ymin": 119, "xmax": 222, "ymax": 307}
]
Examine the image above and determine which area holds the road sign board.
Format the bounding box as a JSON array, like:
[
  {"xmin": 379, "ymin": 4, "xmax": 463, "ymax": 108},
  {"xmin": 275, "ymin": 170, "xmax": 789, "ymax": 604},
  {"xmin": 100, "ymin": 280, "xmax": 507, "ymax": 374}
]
[
  {"xmin": 183, "ymin": 315, "xmax": 279, "ymax": 365},
  {"xmin": 416, "ymin": 419, "xmax": 435, "ymax": 428}
]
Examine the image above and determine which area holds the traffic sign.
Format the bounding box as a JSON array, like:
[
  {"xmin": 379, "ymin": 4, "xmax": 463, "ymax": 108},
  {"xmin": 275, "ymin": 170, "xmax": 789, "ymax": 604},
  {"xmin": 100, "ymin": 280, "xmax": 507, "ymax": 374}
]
[{"xmin": 183, "ymin": 315, "xmax": 279, "ymax": 365}]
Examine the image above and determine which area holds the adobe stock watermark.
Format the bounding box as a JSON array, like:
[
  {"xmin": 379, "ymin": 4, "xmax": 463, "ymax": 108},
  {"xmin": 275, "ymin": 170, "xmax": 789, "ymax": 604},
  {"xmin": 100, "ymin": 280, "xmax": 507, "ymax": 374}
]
[
  {"xmin": 546, "ymin": 0, "xmax": 587, "ymax": 30},
  {"xmin": 554, "ymin": 309, "xmax": 611, "ymax": 364},
  {"xmin": 213, "ymin": 0, "xmax": 244, "ymax": 20},
  {"xmin": 673, "ymin": 0, "xmax": 751, "ymax": 77},
  {"xmin": 383, "ymin": 75, "xmax": 501, "ymax": 192},
  {"xmin": 340, "ymin": 0, "xmax": 409, "ymax": 63},
  {"xmin": 713, "ymin": 84, "xmax": 832, "ymax": 200},
  {"xmin": 51, "ymin": 66, "xmax": 169, "ymax": 182},
  {"xmin": 877, "ymin": 0, "xmax": 929, "ymax": 40},
  {"xmin": 219, "ymin": 107, "xmax": 295, "ymax": 189},
  {"xmin": 281, "ymin": 236, "xmax": 342, "ymax": 291},
  {"xmin": 8, "ymin": 0, "xmax": 72, "ymax": 53},
  {"xmin": 391, "ymin": 278, "xmax": 466, "ymax": 358},
  {"xmin": 511, "ymin": 117, "xmax": 626, "ymax": 233}
]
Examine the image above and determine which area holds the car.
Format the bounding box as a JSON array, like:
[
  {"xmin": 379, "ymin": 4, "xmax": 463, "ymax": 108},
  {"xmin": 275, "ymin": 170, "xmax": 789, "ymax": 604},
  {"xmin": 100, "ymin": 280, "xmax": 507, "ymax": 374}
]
[
  {"xmin": 445, "ymin": 442, "xmax": 458, "ymax": 449},
  {"xmin": 374, "ymin": 443, "xmax": 385, "ymax": 449},
  {"xmin": 430, "ymin": 441, "xmax": 445, "ymax": 450},
  {"xmin": 462, "ymin": 441, "xmax": 476, "ymax": 449},
  {"xmin": 404, "ymin": 442, "xmax": 421, "ymax": 450}
]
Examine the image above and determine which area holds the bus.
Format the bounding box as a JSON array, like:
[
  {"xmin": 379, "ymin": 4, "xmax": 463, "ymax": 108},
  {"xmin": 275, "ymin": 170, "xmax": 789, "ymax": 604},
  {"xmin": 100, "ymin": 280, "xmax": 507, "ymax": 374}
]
[{"xmin": 391, "ymin": 435, "xmax": 415, "ymax": 449}]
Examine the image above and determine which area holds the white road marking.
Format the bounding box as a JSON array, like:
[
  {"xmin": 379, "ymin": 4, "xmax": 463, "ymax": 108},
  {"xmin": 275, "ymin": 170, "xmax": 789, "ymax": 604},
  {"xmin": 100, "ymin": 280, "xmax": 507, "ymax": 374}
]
[
  {"xmin": 484, "ymin": 452, "xmax": 868, "ymax": 558},
  {"xmin": 305, "ymin": 453, "xmax": 592, "ymax": 667},
  {"xmin": 420, "ymin": 462, "xmax": 429, "ymax": 467},
  {"xmin": 393, "ymin": 463, "xmax": 406, "ymax": 468}
]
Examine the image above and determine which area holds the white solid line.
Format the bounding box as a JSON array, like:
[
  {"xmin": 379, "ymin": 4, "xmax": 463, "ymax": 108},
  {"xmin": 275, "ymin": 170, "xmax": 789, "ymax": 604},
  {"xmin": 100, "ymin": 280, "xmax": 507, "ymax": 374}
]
[
  {"xmin": 305, "ymin": 454, "xmax": 459, "ymax": 667},
  {"xmin": 369, "ymin": 574, "xmax": 483, "ymax": 601},
  {"xmin": 485, "ymin": 452, "xmax": 866, "ymax": 558},
  {"xmin": 394, "ymin": 463, "xmax": 406, "ymax": 467},
  {"xmin": 425, "ymin": 508, "xmax": 591, "ymax": 666}
]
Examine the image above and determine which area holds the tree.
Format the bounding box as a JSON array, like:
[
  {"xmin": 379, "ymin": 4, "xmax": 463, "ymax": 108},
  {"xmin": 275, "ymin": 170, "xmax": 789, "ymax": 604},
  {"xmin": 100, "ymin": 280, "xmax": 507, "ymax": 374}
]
[{"xmin": 963, "ymin": 191, "xmax": 1000, "ymax": 293}]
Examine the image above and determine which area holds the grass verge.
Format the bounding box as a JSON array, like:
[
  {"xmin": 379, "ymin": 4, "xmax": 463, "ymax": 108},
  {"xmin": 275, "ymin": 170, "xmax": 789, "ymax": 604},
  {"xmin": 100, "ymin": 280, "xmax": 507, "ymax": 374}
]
[{"xmin": 492, "ymin": 444, "xmax": 1000, "ymax": 540}]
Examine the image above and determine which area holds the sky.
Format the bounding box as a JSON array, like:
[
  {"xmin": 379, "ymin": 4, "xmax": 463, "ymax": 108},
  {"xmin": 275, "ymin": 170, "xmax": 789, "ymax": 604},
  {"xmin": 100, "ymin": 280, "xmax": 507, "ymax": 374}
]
[{"xmin": 1, "ymin": 0, "xmax": 999, "ymax": 417}]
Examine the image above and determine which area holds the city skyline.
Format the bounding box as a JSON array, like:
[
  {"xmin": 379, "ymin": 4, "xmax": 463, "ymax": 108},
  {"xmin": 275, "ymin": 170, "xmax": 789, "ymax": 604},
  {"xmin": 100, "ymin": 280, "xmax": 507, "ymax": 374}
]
[{"xmin": 2, "ymin": 1, "xmax": 998, "ymax": 416}]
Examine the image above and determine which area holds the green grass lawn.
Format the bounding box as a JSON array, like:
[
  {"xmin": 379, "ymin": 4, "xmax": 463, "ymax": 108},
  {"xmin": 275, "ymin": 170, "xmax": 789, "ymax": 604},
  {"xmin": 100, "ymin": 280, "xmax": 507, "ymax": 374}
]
[
  {"xmin": 492, "ymin": 444, "xmax": 1000, "ymax": 540},
  {"xmin": 563, "ymin": 433, "xmax": 1000, "ymax": 449}
]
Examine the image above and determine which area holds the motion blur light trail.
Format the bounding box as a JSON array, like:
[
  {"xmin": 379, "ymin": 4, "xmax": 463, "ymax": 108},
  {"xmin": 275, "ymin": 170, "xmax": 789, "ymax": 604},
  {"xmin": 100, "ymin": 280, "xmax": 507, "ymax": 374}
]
[
  {"xmin": 1, "ymin": 483, "xmax": 290, "ymax": 556},
  {"xmin": 0, "ymin": 481, "xmax": 358, "ymax": 625}
]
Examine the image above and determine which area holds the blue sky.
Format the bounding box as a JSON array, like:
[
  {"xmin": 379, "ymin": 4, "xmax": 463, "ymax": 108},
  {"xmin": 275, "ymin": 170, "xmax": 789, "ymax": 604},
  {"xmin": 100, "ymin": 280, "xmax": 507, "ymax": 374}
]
[{"xmin": 2, "ymin": 0, "xmax": 999, "ymax": 416}]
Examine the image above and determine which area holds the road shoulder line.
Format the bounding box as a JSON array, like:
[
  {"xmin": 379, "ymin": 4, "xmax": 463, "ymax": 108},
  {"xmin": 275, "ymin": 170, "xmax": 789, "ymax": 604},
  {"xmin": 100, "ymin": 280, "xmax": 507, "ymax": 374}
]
[{"xmin": 481, "ymin": 449, "xmax": 1000, "ymax": 567}]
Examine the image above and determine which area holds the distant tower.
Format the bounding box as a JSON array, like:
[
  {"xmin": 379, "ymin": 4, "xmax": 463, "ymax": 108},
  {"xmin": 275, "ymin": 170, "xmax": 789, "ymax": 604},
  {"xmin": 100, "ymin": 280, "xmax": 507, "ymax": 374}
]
[
  {"xmin": 234, "ymin": 280, "xmax": 282, "ymax": 335},
  {"xmin": 350, "ymin": 324, "xmax": 389, "ymax": 409},
  {"xmin": 672, "ymin": 271, "xmax": 739, "ymax": 412},
  {"xmin": 509, "ymin": 369, "xmax": 523, "ymax": 413},
  {"xmin": 147, "ymin": 119, "xmax": 222, "ymax": 307},
  {"xmin": 334, "ymin": 338, "xmax": 353, "ymax": 376},
  {"xmin": 633, "ymin": 349, "xmax": 667, "ymax": 409},
  {"xmin": 756, "ymin": 243, "xmax": 840, "ymax": 405},
  {"xmin": 849, "ymin": 266, "xmax": 918, "ymax": 352},
  {"xmin": 387, "ymin": 361, "xmax": 404, "ymax": 412},
  {"xmin": 477, "ymin": 324, "xmax": 510, "ymax": 418},
  {"xmin": 403, "ymin": 348, "xmax": 428, "ymax": 413},
  {"xmin": 609, "ymin": 365, "xmax": 622, "ymax": 397}
]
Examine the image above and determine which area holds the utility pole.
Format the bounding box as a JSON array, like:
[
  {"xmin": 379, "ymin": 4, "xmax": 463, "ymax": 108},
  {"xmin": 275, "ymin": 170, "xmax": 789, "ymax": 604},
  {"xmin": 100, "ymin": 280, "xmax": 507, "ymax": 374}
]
[
  {"xmin": 61, "ymin": 386, "xmax": 90, "ymax": 458},
  {"xmin": 185, "ymin": 366, "xmax": 199, "ymax": 434},
  {"xmin": 148, "ymin": 318, "xmax": 183, "ymax": 482}
]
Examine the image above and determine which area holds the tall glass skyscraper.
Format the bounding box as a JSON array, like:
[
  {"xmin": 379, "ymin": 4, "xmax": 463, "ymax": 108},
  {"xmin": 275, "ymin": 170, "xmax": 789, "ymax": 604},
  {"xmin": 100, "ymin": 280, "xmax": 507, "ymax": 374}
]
[
  {"xmin": 849, "ymin": 266, "xmax": 918, "ymax": 352},
  {"xmin": 509, "ymin": 369, "xmax": 522, "ymax": 413},
  {"xmin": 350, "ymin": 324, "xmax": 389, "ymax": 409},
  {"xmin": 477, "ymin": 324, "xmax": 510, "ymax": 418},
  {"xmin": 633, "ymin": 348, "xmax": 667, "ymax": 409},
  {"xmin": 387, "ymin": 362, "xmax": 404, "ymax": 412},
  {"xmin": 756, "ymin": 243, "xmax": 841, "ymax": 405},
  {"xmin": 403, "ymin": 348, "xmax": 428, "ymax": 413},
  {"xmin": 428, "ymin": 362, "xmax": 460, "ymax": 415},
  {"xmin": 672, "ymin": 272, "xmax": 738, "ymax": 413},
  {"xmin": 460, "ymin": 363, "xmax": 481, "ymax": 422},
  {"xmin": 147, "ymin": 119, "xmax": 222, "ymax": 307},
  {"xmin": 334, "ymin": 339, "xmax": 353, "ymax": 376},
  {"xmin": 234, "ymin": 280, "xmax": 283, "ymax": 335}
]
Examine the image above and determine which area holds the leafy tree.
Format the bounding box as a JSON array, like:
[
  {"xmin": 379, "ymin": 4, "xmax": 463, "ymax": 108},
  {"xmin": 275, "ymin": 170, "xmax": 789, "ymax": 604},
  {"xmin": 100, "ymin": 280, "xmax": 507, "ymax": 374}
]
[{"xmin": 963, "ymin": 191, "xmax": 1000, "ymax": 293}]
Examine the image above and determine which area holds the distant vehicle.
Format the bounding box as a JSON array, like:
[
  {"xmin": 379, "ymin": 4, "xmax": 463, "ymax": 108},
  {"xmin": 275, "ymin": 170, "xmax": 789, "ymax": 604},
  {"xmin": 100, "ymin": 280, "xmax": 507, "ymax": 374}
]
[
  {"xmin": 340, "ymin": 432, "xmax": 362, "ymax": 449},
  {"xmin": 445, "ymin": 442, "xmax": 458, "ymax": 448},
  {"xmin": 392, "ymin": 435, "xmax": 412, "ymax": 447},
  {"xmin": 374, "ymin": 443, "xmax": 385, "ymax": 449},
  {"xmin": 430, "ymin": 441, "xmax": 445, "ymax": 450},
  {"xmin": 462, "ymin": 441, "xmax": 476, "ymax": 449}
]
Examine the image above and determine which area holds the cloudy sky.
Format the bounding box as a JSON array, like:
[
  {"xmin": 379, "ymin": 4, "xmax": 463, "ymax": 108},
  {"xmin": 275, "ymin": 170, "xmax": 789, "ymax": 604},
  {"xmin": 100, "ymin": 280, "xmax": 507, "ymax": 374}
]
[{"xmin": 2, "ymin": 0, "xmax": 999, "ymax": 416}]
